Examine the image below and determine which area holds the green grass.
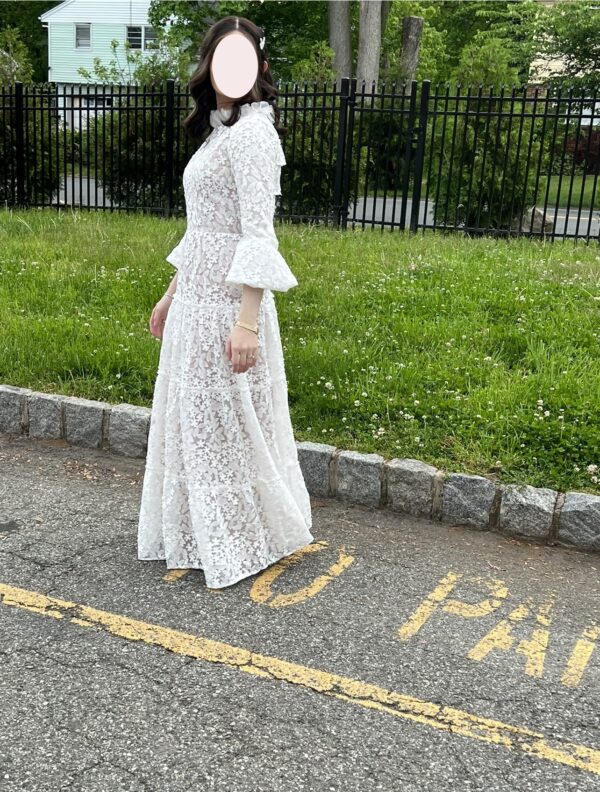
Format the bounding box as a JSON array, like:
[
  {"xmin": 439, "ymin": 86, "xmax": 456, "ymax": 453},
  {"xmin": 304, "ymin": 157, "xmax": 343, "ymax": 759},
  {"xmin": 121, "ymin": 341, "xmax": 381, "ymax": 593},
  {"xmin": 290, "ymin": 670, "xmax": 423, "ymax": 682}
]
[
  {"xmin": 365, "ymin": 174, "xmax": 598, "ymax": 211},
  {"xmin": 546, "ymin": 173, "xmax": 598, "ymax": 211},
  {"xmin": 1, "ymin": 207, "xmax": 599, "ymax": 495}
]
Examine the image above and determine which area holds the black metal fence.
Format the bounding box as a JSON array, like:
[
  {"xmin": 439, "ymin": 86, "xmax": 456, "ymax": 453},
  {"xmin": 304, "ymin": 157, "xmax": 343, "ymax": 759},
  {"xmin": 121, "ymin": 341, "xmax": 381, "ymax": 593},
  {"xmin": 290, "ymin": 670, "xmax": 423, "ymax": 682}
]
[{"xmin": 2, "ymin": 77, "xmax": 599, "ymax": 242}]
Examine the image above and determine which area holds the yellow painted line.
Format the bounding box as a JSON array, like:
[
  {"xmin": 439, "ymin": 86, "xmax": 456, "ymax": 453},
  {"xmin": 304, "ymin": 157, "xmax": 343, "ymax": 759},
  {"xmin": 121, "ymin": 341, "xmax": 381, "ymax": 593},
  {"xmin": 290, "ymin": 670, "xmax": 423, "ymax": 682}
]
[
  {"xmin": 1, "ymin": 581, "xmax": 599, "ymax": 777},
  {"xmin": 398, "ymin": 572, "xmax": 511, "ymax": 642},
  {"xmin": 468, "ymin": 594, "xmax": 556, "ymax": 678},
  {"xmin": 162, "ymin": 569, "xmax": 191, "ymax": 583},
  {"xmin": 249, "ymin": 541, "xmax": 356, "ymax": 607},
  {"xmin": 561, "ymin": 623, "xmax": 600, "ymax": 688},
  {"xmin": 162, "ymin": 569, "xmax": 223, "ymax": 592}
]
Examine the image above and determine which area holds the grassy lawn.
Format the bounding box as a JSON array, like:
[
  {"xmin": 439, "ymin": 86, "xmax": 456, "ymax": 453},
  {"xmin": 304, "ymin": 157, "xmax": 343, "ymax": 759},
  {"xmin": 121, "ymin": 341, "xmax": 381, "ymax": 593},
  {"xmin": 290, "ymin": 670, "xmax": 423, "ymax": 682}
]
[
  {"xmin": 545, "ymin": 174, "xmax": 598, "ymax": 211},
  {"xmin": 0, "ymin": 207, "xmax": 598, "ymax": 496},
  {"xmin": 365, "ymin": 174, "xmax": 598, "ymax": 211}
]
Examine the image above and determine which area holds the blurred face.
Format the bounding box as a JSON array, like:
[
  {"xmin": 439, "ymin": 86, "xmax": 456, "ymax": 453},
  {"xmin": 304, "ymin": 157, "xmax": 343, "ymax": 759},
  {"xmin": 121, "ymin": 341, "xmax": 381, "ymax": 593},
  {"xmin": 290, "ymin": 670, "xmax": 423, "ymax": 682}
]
[{"xmin": 210, "ymin": 31, "xmax": 259, "ymax": 100}]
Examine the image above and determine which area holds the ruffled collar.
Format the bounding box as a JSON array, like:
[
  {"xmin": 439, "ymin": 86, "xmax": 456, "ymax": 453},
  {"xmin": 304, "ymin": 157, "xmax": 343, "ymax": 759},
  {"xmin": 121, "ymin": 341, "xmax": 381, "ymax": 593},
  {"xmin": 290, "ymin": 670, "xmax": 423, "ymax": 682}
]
[{"xmin": 209, "ymin": 100, "xmax": 275, "ymax": 129}]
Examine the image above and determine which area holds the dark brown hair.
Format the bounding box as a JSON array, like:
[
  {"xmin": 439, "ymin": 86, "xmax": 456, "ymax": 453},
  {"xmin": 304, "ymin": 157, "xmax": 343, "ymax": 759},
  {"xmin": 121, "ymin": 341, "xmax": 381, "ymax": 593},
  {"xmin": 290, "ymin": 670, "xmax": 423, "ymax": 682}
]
[{"xmin": 183, "ymin": 15, "xmax": 284, "ymax": 146}]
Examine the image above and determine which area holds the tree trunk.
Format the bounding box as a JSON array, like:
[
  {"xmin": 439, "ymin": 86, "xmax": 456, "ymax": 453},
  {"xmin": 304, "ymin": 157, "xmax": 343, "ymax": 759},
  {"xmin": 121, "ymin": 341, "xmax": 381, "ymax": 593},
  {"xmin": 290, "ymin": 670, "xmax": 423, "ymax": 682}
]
[
  {"xmin": 381, "ymin": 0, "xmax": 391, "ymax": 38},
  {"xmin": 399, "ymin": 16, "xmax": 424, "ymax": 93},
  {"xmin": 357, "ymin": 0, "xmax": 382, "ymax": 95},
  {"xmin": 381, "ymin": 0, "xmax": 391, "ymax": 74},
  {"xmin": 329, "ymin": 0, "xmax": 352, "ymax": 82}
]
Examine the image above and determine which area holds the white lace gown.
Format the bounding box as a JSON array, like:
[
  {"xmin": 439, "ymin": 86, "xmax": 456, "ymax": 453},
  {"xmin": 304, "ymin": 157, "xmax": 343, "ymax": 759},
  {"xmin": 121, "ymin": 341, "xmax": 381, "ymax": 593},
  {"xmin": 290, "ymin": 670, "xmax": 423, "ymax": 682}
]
[{"xmin": 137, "ymin": 100, "xmax": 314, "ymax": 588}]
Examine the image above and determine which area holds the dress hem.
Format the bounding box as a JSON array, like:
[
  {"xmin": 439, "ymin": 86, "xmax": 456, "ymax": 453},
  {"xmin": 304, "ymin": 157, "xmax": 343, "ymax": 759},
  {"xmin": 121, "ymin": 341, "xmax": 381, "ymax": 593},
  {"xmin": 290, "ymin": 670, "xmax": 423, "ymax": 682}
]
[{"xmin": 137, "ymin": 530, "xmax": 315, "ymax": 589}]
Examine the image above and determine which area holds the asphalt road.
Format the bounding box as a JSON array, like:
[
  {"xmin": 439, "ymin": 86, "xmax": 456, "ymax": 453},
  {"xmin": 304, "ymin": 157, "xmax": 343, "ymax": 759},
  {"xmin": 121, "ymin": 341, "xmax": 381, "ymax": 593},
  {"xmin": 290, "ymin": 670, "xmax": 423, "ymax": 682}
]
[
  {"xmin": 0, "ymin": 433, "xmax": 598, "ymax": 792},
  {"xmin": 351, "ymin": 196, "xmax": 600, "ymax": 240}
]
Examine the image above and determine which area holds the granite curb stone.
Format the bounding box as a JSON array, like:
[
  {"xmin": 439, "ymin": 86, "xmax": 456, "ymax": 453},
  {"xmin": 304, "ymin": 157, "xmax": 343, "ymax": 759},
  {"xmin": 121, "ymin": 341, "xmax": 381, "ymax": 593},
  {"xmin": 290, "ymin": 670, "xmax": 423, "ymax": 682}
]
[
  {"xmin": 1, "ymin": 384, "xmax": 598, "ymax": 554},
  {"xmin": 558, "ymin": 492, "xmax": 600, "ymax": 553},
  {"xmin": 296, "ymin": 441, "xmax": 336, "ymax": 498},
  {"xmin": 28, "ymin": 392, "xmax": 66, "ymax": 440},
  {"xmin": 109, "ymin": 404, "xmax": 152, "ymax": 458},
  {"xmin": 0, "ymin": 384, "xmax": 32, "ymax": 434},
  {"xmin": 499, "ymin": 484, "xmax": 558, "ymax": 540},
  {"xmin": 335, "ymin": 449, "xmax": 386, "ymax": 507},
  {"xmin": 386, "ymin": 458, "xmax": 438, "ymax": 518},
  {"xmin": 441, "ymin": 472, "xmax": 497, "ymax": 530}
]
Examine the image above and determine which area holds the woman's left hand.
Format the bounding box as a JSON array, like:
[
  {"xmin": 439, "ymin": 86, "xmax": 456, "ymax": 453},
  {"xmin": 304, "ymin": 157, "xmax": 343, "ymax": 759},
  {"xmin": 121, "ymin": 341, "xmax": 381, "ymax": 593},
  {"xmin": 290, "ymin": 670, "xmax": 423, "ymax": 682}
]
[{"xmin": 226, "ymin": 325, "xmax": 259, "ymax": 373}]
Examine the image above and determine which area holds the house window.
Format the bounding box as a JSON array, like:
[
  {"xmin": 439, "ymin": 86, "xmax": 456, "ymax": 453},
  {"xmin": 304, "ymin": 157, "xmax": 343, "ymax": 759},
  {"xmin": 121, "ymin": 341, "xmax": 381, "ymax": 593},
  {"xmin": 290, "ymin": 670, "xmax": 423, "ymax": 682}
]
[
  {"xmin": 144, "ymin": 26, "xmax": 157, "ymax": 49},
  {"xmin": 126, "ymin": 25, "xmax": 157, "ymax": 49},
  {"xmin": 127, "ymin": 26, "xmax": 142, "ymax": 48},
  {"xmin": 75, "ymin": 23, "xmax": 91, "ymax": 48},
  {"xmin": 82, "ymin": 95, "xmax": 113, "ymax": 109}
]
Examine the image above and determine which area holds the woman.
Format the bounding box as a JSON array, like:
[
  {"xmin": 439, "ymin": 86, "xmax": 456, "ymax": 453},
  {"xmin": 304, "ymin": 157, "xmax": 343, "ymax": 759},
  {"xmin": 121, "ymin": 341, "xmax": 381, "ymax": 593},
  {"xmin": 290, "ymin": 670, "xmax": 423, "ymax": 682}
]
[{"xmin": 137, "ymin": 16, "xmax": 314, "ymax": 589}]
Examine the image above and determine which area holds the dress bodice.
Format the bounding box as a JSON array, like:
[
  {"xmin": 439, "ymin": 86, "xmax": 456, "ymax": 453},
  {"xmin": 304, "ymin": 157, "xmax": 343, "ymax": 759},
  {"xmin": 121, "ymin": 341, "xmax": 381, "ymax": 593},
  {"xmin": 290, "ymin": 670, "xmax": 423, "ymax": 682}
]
[
  {"xmin": 165, "ymin": 98, "xmax": 296, "ymax": 298},
  {"xmin": 181, "ymin": 100, "xmax": 284, "ymax": 236}
]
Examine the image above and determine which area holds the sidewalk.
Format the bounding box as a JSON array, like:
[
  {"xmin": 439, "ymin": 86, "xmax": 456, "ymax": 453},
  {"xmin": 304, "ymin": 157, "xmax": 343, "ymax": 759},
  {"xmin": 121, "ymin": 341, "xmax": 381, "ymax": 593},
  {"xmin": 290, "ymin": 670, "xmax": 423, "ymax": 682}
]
[{"xmin": 0, "ymin": 433, "xmax": 599, "ymax": 791}]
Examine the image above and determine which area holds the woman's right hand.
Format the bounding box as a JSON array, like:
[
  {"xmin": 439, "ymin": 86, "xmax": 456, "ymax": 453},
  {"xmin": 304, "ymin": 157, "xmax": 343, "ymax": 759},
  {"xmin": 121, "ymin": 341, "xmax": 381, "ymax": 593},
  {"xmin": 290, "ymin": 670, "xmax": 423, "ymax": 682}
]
[{"xmin": 149, "ymin": 294, "xmax": 174, "ymax": 340}]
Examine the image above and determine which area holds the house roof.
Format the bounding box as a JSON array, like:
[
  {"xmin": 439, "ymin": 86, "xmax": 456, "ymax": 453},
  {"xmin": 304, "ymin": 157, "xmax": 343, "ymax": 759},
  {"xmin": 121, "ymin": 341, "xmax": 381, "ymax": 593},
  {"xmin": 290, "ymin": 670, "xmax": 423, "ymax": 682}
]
[
  {"xmin": 39, "ymin": 0, "xmax": 152, "ymax": 24},
  {"xmin": 39, "ymin": 0, "xmax": 78, "ymax": 22}
]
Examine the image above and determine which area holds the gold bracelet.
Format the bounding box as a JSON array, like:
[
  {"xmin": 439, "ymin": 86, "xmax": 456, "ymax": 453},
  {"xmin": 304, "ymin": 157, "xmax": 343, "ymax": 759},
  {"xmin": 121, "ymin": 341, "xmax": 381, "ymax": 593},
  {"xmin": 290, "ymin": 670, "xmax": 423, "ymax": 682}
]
[{"xmin": 235, "ymin": 320, "xmax": 258, "ymax": 334}]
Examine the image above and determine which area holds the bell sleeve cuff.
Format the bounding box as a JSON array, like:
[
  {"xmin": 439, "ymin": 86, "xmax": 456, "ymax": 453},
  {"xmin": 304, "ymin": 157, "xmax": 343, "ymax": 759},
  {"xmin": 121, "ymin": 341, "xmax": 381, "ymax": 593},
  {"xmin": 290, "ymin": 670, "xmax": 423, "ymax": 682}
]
[
  {"xmin": 165, "ymin": 228, "xmax": 187, "ymax": 269},
  {"xmin": 224, "ymin": 116, "xmax": 298, "ymax": 293},
  {"xmin": 225, "ymin": 236, "xmax": 298, "ymax": 292}
]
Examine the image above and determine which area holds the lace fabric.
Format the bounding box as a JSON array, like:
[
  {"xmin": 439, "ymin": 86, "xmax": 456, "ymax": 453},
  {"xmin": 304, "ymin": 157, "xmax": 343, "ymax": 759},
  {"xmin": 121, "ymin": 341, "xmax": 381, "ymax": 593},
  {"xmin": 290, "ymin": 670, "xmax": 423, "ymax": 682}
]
[
  {"xmin": 137, "ymin": 101, "xmax": 314, "ymax": 589},
  {"xmin": 164, "ymin": 100, "xmax": 291, "ymax": 285}
]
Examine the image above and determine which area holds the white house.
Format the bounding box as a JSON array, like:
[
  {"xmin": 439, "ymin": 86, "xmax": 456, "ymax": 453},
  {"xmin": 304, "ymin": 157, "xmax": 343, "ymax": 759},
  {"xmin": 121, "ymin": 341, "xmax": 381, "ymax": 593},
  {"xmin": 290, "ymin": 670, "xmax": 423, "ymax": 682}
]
[{"xmin": 38, "ymin": 0, "xmax": 159, "ymax": 130}]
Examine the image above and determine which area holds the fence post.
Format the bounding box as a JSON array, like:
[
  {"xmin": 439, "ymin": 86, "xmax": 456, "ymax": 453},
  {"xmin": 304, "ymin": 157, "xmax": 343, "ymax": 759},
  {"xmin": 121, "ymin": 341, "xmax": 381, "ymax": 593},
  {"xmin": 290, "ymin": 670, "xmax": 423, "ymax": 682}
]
[
  {"xmin": 410, "ymin": 80, "xmax": 430, "ymax": 233},
  {"xmin": 398, "ymin": 81, "xmax": 417, "ymax": 231},
  {"xmin": 164, "ymin": 78, "xmax": 175, "ymax": 218},
  {"xmin": 340, "ymin": 77, "xmax": 356, "ymax": 230},
  {"xmin": 332, "ymin": 77, "xmax": 351, "ymax": 229},
  {"xmin": 14, "ymin": 81, "xmax": 25, "ymax": 207}
]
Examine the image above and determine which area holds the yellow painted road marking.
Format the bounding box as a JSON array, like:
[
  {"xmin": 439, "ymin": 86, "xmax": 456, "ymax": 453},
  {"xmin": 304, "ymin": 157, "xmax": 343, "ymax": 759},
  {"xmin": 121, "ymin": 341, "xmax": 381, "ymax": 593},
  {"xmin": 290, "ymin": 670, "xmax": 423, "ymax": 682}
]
[
  {"xmin": 161, "ymin": 569, "xmax": 222, "ymax": 592},
  {"xmin": 468, "ymin": 594, "xmax": 556, "ymax": 678},
  {"xmin": 399, "ymin": 574, "xmax": 597, "ymax": 687},
  {"xmin": 562, "ymin": 623, "xmax": 600, "ymax": 688},
  {"xmin": 160, "ymin": 542, "xmax": 355, "ymax": 600},
  {"xmin": 398, "ymin": 572, "xmax": 509, "ymax": 641},
  {"xmin": 162, "ymin": 569, "xmax": 191, "ymax": 583},
  {"xmin": 1, "ymin": 581, "xmax": 599, "ymax": 777},
  {"xmin": 250, "ymin": 541, "xmax": 356, "ymax": 607}
]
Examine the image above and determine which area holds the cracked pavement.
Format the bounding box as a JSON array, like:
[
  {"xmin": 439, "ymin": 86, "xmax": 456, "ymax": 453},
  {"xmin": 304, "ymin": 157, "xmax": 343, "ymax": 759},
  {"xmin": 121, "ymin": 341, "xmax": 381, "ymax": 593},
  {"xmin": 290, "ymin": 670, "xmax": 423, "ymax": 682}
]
[{"xmin": 0, "ymin": 433, "xmax": 599, "ymax": 792}]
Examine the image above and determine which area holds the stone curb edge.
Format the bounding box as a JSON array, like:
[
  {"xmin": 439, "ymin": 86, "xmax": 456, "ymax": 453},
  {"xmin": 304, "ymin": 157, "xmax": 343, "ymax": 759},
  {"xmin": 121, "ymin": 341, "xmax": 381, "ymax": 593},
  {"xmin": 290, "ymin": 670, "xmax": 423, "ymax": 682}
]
[{"xmin": 1, "ymin": 384, "xmax": 598, "ymax": 554}]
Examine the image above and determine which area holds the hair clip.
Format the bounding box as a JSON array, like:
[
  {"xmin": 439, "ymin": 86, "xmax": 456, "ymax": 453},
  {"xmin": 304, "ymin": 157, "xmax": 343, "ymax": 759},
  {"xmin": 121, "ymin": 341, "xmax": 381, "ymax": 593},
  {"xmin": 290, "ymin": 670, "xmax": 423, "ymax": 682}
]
[{"xmin": 259, "ymin": 35, "xmax": 265, "ymax": 51}]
